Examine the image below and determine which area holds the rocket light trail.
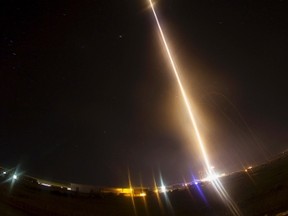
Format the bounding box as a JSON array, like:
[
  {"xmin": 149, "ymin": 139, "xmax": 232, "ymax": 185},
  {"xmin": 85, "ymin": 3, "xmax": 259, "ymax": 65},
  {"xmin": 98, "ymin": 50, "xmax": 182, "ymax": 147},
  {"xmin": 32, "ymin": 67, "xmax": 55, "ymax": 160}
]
[
  {"xmin": 148, "ymin": 0, "xmax": 211, "ymax": 176},
  {"xmin": 148, "ymin": 1, "xmax": 241, "ymax": 215}
]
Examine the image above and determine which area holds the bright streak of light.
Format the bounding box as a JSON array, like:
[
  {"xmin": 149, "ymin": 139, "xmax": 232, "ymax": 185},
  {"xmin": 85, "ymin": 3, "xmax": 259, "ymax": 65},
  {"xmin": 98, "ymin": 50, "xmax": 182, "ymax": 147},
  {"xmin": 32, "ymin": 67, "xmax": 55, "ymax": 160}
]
[
  {"xmin": 127, "ymin": 169, "xmax": 137, "ymax": 216},
  {"xmin": 138, "ymin": 175, "xmax": 149, "ymax": 216},
  {"xmin": 148, "ymin": 1, "xmax": 242, "ymax": 215},
  {"xmin": 152, "ymin": 173, "xmax": 164, "ymax": 214},
  {"xmin": 210, "ymin": 174, "xmax": 241, "ymax": 215},
  {"xmin": 13, "ymin": 174, "xmax": 17, "ymax": 180},
  {"xmin": 192, "ymin": 175, "xmax": 208, "ymax": 204},
  {"xmin": 148, "ymin": 0, "xmax": 211, "ymax": 179},
  {"xmin": 159, "ymin": 174, "xmax": 174, "ymax": 214}
]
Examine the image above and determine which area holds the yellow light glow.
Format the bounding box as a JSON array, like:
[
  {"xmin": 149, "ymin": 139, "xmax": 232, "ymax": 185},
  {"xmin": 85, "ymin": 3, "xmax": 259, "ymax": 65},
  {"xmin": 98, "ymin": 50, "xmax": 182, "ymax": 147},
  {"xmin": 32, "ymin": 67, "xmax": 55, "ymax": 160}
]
[
  {"xmin": 127, "ymin": 169, "xmax": 137, "ymax": 215},
  {"xmin": 122, "ymin": 188, "xmax": 134, "ymax": 194},
  {"xmin": 140, "ymin": 192, "xmax": 147, "ymax": 197}
]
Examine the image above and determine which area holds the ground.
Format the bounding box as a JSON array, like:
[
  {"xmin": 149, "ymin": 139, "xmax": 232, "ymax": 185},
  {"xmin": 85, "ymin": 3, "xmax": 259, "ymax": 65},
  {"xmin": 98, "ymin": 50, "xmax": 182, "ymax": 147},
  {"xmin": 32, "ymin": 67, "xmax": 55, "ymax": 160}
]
[{"xmin": 0, "ymin": 153, "xmax": 288, "ymax": 216}]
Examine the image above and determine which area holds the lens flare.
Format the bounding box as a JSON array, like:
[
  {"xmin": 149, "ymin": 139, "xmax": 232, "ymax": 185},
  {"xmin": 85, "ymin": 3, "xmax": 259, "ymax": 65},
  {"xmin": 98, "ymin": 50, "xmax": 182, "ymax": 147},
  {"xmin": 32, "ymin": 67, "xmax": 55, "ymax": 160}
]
[
  {"xmin": 127, "ymin": 168, "xmax": 137, "ymax": 216},
  {"xmin": 159, "ymin": 174, "xmax": 174, "ymax": 214},
  {"xmin": 152, "ymin": 173, "xmax": 164, "ymax": 213},
  {"xmin": 148, "ymin": 1, "xmax": 241, "ymax": 215}
]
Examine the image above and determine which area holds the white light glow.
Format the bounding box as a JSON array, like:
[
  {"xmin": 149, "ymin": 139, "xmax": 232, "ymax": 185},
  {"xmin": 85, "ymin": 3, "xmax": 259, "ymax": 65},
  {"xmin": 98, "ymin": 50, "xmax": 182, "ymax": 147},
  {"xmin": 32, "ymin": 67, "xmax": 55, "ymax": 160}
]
[
  {"xmin": 40, "ymin": 183, "xmax": 51, "ymax": 187},
  {"xmin": 160, "ymin": 185, "xmax": 167, "ymax": 193},
  {"xmin": 202, "ymin": 173, "xmax": 220, "ymax": 182}
]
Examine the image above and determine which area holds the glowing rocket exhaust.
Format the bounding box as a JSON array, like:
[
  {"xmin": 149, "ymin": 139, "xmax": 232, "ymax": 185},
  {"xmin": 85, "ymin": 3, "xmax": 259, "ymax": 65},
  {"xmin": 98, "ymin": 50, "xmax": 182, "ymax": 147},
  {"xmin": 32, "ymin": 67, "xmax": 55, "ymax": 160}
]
[
  {"xmin": 148, "ymin": 0, "xmax": 211, "ymax": 177},
  {"xmin": 148, "ymin": 1, "xmax": 241, "ymax": 215}
]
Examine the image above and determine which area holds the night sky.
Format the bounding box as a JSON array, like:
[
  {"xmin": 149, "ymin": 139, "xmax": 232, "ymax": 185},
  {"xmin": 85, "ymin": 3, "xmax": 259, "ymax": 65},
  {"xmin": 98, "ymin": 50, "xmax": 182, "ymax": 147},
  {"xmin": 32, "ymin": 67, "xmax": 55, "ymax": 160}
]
[{"xmin": 1, "ymin": 0, "xmax": 287, "ymax": 187}]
